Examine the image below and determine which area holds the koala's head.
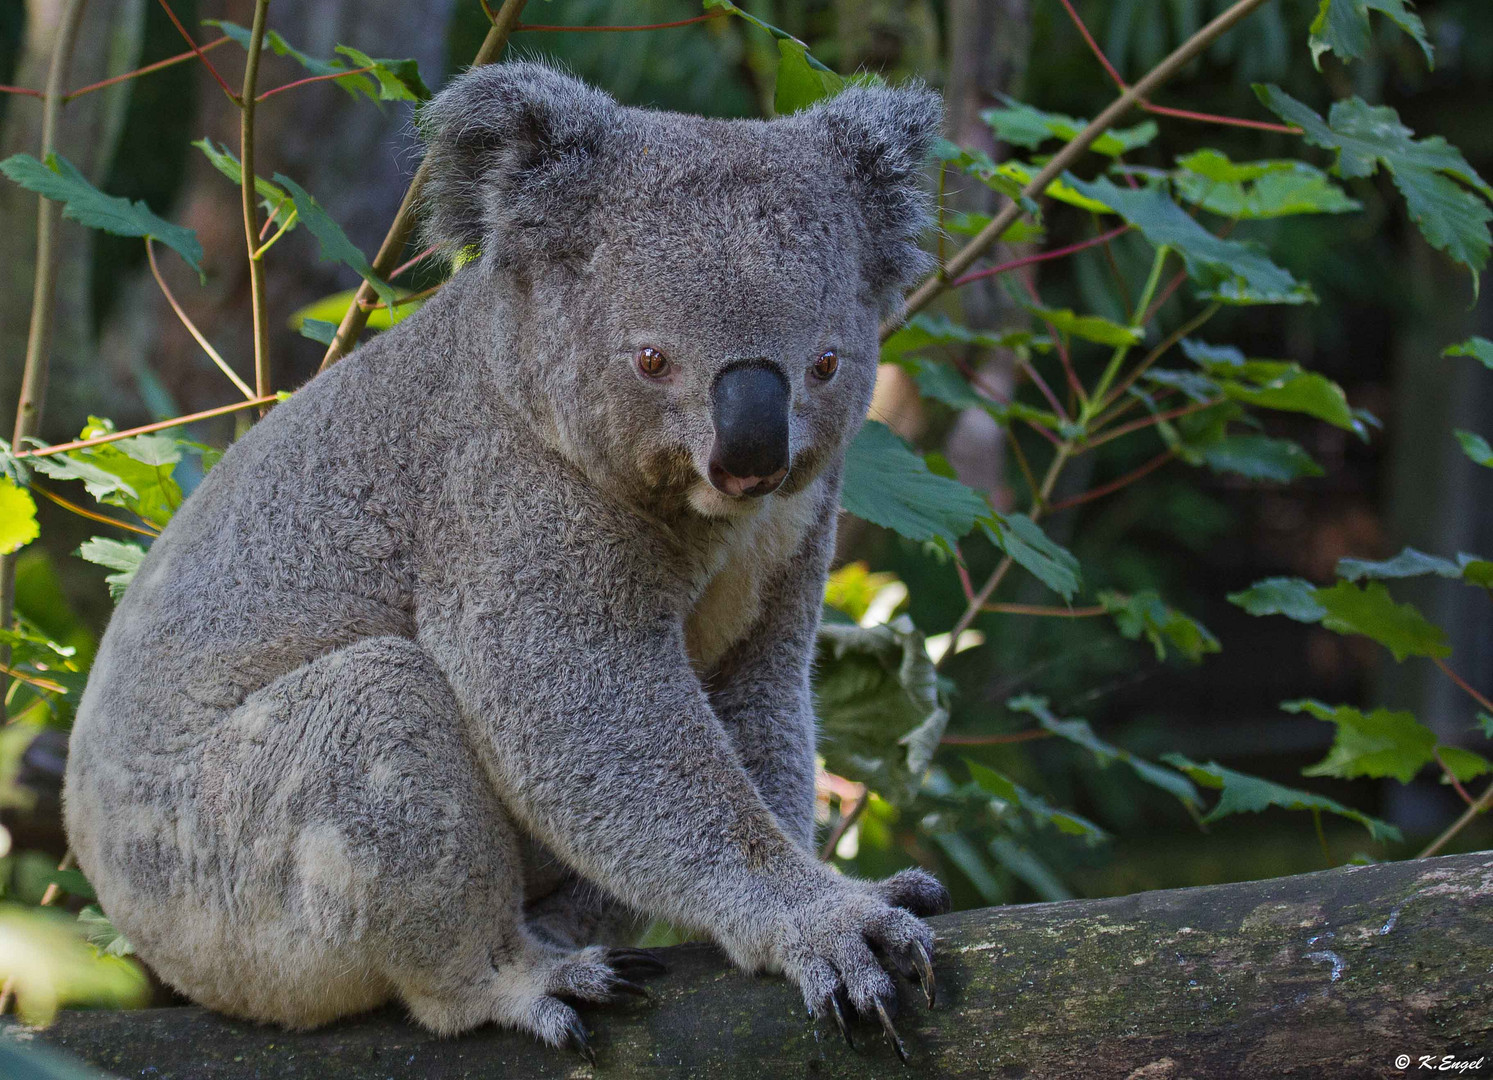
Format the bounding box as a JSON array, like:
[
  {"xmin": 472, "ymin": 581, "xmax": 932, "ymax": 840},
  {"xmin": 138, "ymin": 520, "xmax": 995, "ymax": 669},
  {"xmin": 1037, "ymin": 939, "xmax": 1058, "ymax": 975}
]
[{"xmin": 418, "ymin": 63, "xmax": 941, "ymax": 518}]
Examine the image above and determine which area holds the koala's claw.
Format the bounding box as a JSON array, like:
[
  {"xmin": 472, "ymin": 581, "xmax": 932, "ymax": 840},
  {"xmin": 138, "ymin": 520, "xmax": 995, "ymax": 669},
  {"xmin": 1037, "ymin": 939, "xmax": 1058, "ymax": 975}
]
[
  {"xmin": 608, "ymin": 977, "xmax": 651, "ymax": 1000},
  {"xmin": 911, "ymin": 940, "xmax": 936, "ymax": 1008},
  {"xmin": 562, "ymin": 1015, "xmax": 596, "ymax": 1065},
  {"xmin": 873, "ymin": 998, "xmax": 910, "ymax": 1065},
  {"xmin": 606, "ymin": 947, "xmax": 668, "ymax": 976},
  {"xmin": 827, "ymin": 987, "xmax": 854, "ymax": 1048}
]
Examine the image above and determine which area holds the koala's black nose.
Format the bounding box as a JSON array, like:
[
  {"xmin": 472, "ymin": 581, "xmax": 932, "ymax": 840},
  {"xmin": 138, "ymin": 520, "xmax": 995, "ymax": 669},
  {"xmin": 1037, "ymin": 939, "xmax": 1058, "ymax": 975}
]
[{"xmin": 709, "ymin": 362, "xmax": 790, "ymax": 498}]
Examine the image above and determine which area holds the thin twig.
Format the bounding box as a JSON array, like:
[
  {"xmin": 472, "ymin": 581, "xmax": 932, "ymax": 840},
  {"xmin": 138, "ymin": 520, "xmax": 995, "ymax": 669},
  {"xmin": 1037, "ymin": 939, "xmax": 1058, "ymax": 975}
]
[
  {"xmin": 30, "ymin": 484, "xmax": 161, "ymax": 538},
  {"xmin": 819, "ymin": 790, "xmax": 870, "ymax": 861},
  {"xmin": 0, "ymin": 84, "xmax": 45, "ymax": 99},
  {"xmin": 951, "ymin": 226, "xmax": 1130, "ymax": 288},
  {"xmin": 881, "ymin": 0, "xmax": 1278, "ymax": 341},
  {"xmin": 1053, "ymin": 0, "xmax": 1299, "ymax": 135},
  {"xmin": 1433, "ymin": 657, "xmax": 1493, "ymax": 715},
  {"xmin": 155, "ymin": 0, "xmax": 237, "ymax": 101},
  {"xmin": 14, "ymin": 395, "xmax": 279, "ymax": 460},
  {"xmin": 1418, "ymin": 781, "xmax": 1493, "ymax": 859},
  {"xmin": 356, "ymin": 283, "xmax": 442, "ymax": 311},
  {"xmin": 940, "ymin": 729, "xmax": 1053, "ymax": 746},
  {"xmin": 1086, "ymin": 398, "xmax": 1223, "ymax": 450},
  {"xmin": 256, "ymin": 65, "xmax": 376, "ymax": 103},
  {"xmin": 1097, "ymin": 303, "xmax": 1221, "ymax": 413},
  {"xmin": 389, "ymin": 244, "xmax": 439, "ymax": 281},
  {"xmin": 240, "ymin": 0, "xmax": 271, "ymax": 405},
  {"xmin": 146, "ymin": 239, "xmax": 255, "ymax": 400},
  {"xmin": 61, "ymin": 36, "xmax": 230, "ymax": 102},
  {"xmin": 980, "ymin": 603, "xmax": 1107, "ymax": 617},
  {"xmin": 515, "ymin": 12, "xmax": 726, "ymax": 32},
  {"xmin": 2, "ymin": 0, "xmax": 89, "ymax": 709},
  {"xmin": 319, "ymin": 0, "xmax": 531, "ymax": 370},
  {"xmin": 1047, "ymin": 449, "xmax": 1178, "ymax": 513},
  {"xmin": 0, "ymin": 851, "xmax": 75, "ymax": 1016},
  {"xmin": 1434, "ymin": 749, "xmax": 1476, "ymax": 807},
  {"xmin": 0, "ymin": 663, "xmax": 69, "ymax": 694}
]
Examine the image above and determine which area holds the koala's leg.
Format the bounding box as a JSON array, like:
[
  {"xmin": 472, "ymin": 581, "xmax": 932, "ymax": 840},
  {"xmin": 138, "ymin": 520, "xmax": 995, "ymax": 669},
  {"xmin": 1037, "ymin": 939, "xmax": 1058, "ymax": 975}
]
[
  {"xmin": 523, "ymin": 874, "xmax": 645, "ymax": 949},
  {"xmin": 190, "ymin": 636, "xmax": 648, "ymax": 1046}
]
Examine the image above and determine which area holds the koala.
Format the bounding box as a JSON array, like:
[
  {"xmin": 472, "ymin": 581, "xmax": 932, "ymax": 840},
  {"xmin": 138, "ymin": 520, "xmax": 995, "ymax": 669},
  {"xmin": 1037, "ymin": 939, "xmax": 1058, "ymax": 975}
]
[{"xmin": 62, "ymin": 62, "xmax": 949, "ymax": 1058}]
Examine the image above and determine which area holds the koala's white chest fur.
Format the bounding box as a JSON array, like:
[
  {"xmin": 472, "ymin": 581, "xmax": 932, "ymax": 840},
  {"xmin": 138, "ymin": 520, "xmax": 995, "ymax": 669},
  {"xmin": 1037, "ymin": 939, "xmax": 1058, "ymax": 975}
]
[{"xmin": 683, "ymin": 488, "xmax": 820, "ymax": 674}]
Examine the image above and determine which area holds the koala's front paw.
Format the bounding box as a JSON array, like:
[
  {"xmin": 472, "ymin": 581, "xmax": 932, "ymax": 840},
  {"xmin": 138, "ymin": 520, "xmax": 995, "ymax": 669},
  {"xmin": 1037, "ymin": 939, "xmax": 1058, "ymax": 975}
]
[{"xmin": 779, "ymin": 869, "xmax": 948, "ymax": 1061}]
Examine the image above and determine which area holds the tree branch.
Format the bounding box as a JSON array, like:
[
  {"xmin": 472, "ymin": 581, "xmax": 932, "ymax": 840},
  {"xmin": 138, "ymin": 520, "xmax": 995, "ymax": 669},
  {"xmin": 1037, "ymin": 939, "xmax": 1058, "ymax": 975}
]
[
  {"xmin": 239, "ymin": 0, "xmax": 271, "ymax": 405},
  {"xmin": 21, "ymin": 853, "xmax": 1493, "ymax": 1077}
]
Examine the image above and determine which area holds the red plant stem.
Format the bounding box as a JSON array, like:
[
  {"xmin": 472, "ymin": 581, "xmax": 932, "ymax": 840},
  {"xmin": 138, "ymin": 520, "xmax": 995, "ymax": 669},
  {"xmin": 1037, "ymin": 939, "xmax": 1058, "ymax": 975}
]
[
  {"xmin": 61, "ymin": 36, "xmax": 230, "ymax": 102},
  {"xmin": 1018, "ymin": 275, "xmax": 1079, "ymax": 414},
  {"xmin": 1434, "ymin": 657, "xmax": 1493, "ymax": 715},
  {"xmin": 14, "ymin": 395, "xmax": 280, "ymax": 460},
  {"xmin": 357, "ymin": 283, "xmax": 441, "ymax": 311},
  {"xmin": 1046, "ymin": 449, "xmax": 1178, "ymax": 513},
  {"xmin": 950, "ymin": 225, "xmax": 1131, "ymax": 288},
  {"xmin": 1140, "ymin": 269, "xmax": 1190, "ymax": 327},
  {"xmin": 1054, "ymin": 0, "xmax": 1299, "ymax": 135},
  {"xmin": 389, "ymin": 244, "xmax": 438, "ymax": 281},
  {"xmin": 256, "ymin": 65, "xmax": 376, "ymax": 102},
  {"xmin": 1087, "ymin": 398, "xmax": 1221, "ymax": 450},
  {"xmin": 0, "ymin": 85, "xmax": 45, "ymax": 99},
  {"xmin": 981, "ymin": 603, "xmax": 1106, "ymax": 617},
  {"xmin": 515, "ymin": 12, "xmax": 726, "ymax": 32},
  {"xmin": 953, "ymin": 546, "xmax": 976, "ymax": 603},
  {"xmin": 1434, "ymin": 749, "xmax": 1476, "ymax": 807},
  {"xmin": 940, "ymin": 729, "xmax": 1052, "ymax": 746},
  {"xmin": 155, "ymin": 0, "xmax": 238, "ymax": 101}
]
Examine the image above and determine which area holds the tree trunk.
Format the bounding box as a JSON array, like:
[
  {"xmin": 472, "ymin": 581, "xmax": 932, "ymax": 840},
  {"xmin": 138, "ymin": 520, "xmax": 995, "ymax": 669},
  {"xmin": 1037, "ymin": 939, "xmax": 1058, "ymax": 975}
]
[{"xmin": 11, "ymin": 851, "xmax": 1492, "ymax": 1079}]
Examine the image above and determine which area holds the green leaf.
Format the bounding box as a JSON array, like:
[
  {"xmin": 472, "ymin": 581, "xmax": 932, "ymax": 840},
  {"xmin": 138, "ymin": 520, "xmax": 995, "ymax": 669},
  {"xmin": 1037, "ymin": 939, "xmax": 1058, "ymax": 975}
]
[
  {"xmin": 1477, "ymin": 713, "xmax": 1493, "ymax": 739},
  {"xmin": 773, "ymin": 38, "xmax": 843, "ymax": 115},
  {"xmin": 44, "ymin": 868, "xmax": 97, "ymax": 902},
  {"xmin": 880, "ymin": 313, "xmax": 1035, "ymax": 366},
  {"xmin": 1174, "ymin": 151, "xmax": 1360, "ymax": 219},
  {"xmin": 1065, "ymin": 174, "xmax": 1314, "ymax": 306},
  {"xmin": 1308, "ymin": 0, "xmax": 1433, "ymax": 70},
  {"xmin": 1008, "ymin": 695, "xmax": 1200, "ymax": 807},
  {"xmin": 298, "ymin": 317, "xmax": 339, "ymax": 345},
  {"xmin": 1341, "ymin": 549, "xmax": 1493, "ymax": 590},
  {"xmin": 333, "ymin": 45, "xmax": 431, "ymax": 102},
  {"xmin": 1202, "ymin": 434, "xmax": 1325, "ymax": 482},
  {"xmin": 1227, "ymin": 576, "xmax": 1327, "ymax": 621},
  {"xmin": 944, "ymin": 210, "xmax": 1045, "ymax": 244},
  {"xmin": 1025, "ymin": 304, "xmax": 1141, "ymax": 347},
  {"xmin": 1443, "ymin": 336, "xmax": 1493, "ymax": 370},
  {"xmin": 1161, "ymin": 753, "xmax": 1402, "ymax": 842},
  {"xmin": 981, "ymin": 513, "xmax": 1081, "ymax": 601},
  {"xmin": 290, "ymin": 288, "xmax": 412, "ymax": 334},
  {"xmin": 1184, "ymin": 344, "xmax": 1361, "ymax": 433},
  {"xmin": 1437, "ymin": 746, "xmax": 1492, "ymax": 784},
  {"xmin": 0, "ymin": 477, "xmax": 40, "ymax": 555},
  {"xmin": 77, "ymin": 537, "xmax": 147, "ymax": 602},
  {"xmin": 25, "ymin": 418, "xmax": 183, "ymax": 529},
  {"xmin": 703, "ymin": 2, "xmax": 836, "ymax": 73},
  {"xmin": 0, "ymin": 153, "xmax": 203, "ymax": 278},
  {"xmin": 1455, "ymin": 430, "xmax": 1493, "ymax": 468},
  {"xmin": 1285, "ymin": 699, "xmax": 1437, "ymax": 783},
  {"xmin": 1257, "ymin": 88, "xmax": 1492, "ymax": 289},
  {"xmin": 0, "ymin": 906, "xmax": 148, "ymax": 1024},
  {"xmin": 841, "ymin": 421, "xmax": 990, "ymax": 548},
  {"xmin": 1313, "ymin": 580, "xmax": 1451, "ymax": 661},
  {"xmin": 1098, "ymin": 590, "xmax": 1220, "ymax": 663},
  {"xmin": 208, "ymin": 21, "xmax": 429, "ymax": 103},
  {"xmin": 815, "ymin": 617, "xmax": 947, "ymax": 806},
  {"xmin": 272, "ymin": 174, "xmax": 396, "ymax": 308},
  {"xmin": 192, "ymin": 139, "xmax": 295, "ymax": 229},
  {"xmin": 981, "ymin": 100, "xmax": 1158, "ymax": 159},
  {"xmin": 994, "ymin": 159, "xmax": 1115, "ymax": 214},
  {"xmin": 77, "ymin": 905, "xmax": 135, "ymax": 958},
  {"xmin": 965, "ymin": 759, "xmax": 1108, "ymax": 843}
]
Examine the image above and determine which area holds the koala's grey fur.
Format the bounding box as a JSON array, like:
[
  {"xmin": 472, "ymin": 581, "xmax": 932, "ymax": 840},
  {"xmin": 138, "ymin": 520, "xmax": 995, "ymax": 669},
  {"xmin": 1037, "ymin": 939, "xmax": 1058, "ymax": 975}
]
[{"xmin": 64, "ymin": 62, "xmax": 950, "ymax": 1049}]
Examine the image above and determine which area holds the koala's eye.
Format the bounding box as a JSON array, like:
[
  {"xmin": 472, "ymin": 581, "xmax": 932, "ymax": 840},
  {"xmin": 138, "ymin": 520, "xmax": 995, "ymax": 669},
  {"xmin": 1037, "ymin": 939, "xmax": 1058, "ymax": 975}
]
[
  {"xmin": 811, "ymin": 350, "xmax": 839, "ymax": 382},
  {"xmin": 636, "ymin": 346, "xmax": 671, "ymax": 378}
]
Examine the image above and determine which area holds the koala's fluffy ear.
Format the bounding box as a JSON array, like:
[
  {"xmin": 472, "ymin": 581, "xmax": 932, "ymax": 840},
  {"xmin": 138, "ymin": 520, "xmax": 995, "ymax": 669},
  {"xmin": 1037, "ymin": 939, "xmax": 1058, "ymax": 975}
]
[
  {"xmin": 416, "ymin": 62, "xmax": 619, "ymax": 267},
  {"xmin": 805, "ymin": 84, "xmax": 944, "ymax": 299}
]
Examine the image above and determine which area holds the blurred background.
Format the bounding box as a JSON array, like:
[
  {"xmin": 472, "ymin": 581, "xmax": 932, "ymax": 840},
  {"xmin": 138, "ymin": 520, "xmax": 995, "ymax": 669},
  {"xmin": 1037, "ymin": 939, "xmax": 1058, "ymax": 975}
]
[{"xmin": 2, "ymin": 0, "xmax": 1491, "ymax": 927}]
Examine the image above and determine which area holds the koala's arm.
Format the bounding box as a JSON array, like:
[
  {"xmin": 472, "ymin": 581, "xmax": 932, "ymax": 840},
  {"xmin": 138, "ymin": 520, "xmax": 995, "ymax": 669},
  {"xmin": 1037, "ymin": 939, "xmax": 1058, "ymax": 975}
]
[
  {"xmin": 415, "ymin": 466, "xmax": 939, "ymax": 1010},
  {"xmin": 705, "ymin": 491, "xmax": 838, "ymax": 852}
]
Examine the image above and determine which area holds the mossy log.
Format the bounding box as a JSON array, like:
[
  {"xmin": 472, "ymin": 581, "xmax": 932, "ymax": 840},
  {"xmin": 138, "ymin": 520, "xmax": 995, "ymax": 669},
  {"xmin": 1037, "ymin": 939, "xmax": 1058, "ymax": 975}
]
[{"xmin": 10, "ymin": 851, "xmax": 1492, "ymax": 1079}]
